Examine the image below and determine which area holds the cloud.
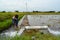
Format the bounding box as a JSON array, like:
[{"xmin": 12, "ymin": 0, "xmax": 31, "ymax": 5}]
[{"xmin": 0, "ymin": 0, "xmax": 60, "ymax": 11}]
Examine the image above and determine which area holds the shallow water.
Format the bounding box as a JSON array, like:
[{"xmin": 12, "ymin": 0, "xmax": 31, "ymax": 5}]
[
  {"xmin": 27, "ymin": 15, "xmax": 60, "ymax": 35},
  {"xmin": 0, "ymin": 15, "xmax": 60, "ymax": 37},
  {"xmin": 0, "ymin": 16, "xmax": 26, "ymax": 37}
]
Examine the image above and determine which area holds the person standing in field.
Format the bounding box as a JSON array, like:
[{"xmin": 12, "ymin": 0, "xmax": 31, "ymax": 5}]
[{"xmin": 12, "ymin": 15, "xmax": 18, "ymax": 29}]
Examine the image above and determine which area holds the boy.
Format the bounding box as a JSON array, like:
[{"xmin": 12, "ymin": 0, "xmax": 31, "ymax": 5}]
[{"xmin": 12, "ymin": 15, "xmax": 18, "ymax": 29}]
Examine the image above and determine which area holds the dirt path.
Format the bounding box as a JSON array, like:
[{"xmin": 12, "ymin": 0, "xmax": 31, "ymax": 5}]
[{"xmin": 20, "ymin": 15, "xmax": 30, "ymax": 26}]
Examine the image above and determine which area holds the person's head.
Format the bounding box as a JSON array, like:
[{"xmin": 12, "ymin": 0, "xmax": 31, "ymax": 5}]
[{"xmin": 15, "ymin": 14, "xmax": 18, "ymax": 18}]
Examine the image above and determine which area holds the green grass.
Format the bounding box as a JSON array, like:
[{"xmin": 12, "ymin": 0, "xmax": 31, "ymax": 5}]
[
  {"xmin": 0, "ymin": 12, "xmax": 24, "ymax": 31},
  {"xmin": 0, "ymin": 19, "xmax": 12, "ymax": 30},
  {"xmin": 18, "ymin": 32, "xmax": 60, "ymax": 40}
]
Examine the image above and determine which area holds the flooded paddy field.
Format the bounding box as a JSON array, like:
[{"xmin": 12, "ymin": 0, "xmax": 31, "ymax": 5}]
[
  {"xmin": 0, "ymin": 15, "xmax": 60, "ymax": 40},
  {"xmin": 27, "ymin": 15, "xmax": 60, "ymax": 35}
]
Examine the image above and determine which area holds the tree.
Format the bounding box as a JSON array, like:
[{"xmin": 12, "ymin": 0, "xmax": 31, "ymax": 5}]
[
  {"xmin": 15, "ymin": 10, "xmax": 19, "ymax": 12},
  {"xmin": 48, "ymin": 11, "xmax": 55, "ymax": 13},
  {"xmin": 33, "ymin": 11, "xmax": 38, "ymax": 13},
  {"xmin": 58, "ymin": 11, "xmax": 60, "ymax": 13},
  {"xmin": 2, "ymin": 11, "xmax": 6, "ymax": 13}
]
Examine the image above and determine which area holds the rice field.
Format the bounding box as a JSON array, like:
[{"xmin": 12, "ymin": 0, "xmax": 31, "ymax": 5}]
[{"xmin": 0, "ymin": 12, "xmax": 60, "ymax": 40}]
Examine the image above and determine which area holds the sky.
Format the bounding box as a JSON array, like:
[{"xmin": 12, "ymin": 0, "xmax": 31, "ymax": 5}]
[{"xmin": 0, "ymin": 0, "xmax": 60, "ymax": 12}]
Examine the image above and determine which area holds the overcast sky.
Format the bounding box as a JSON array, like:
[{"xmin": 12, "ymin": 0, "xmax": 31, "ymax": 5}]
[{"xmin": 0, "ymin": 0, "xmax": 60, "ymax": 12}]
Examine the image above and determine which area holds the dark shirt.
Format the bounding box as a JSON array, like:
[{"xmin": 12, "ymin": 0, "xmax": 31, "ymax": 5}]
[{"xmin": 12, "ymin": 17, "xmax": 18, "ymax": 26}]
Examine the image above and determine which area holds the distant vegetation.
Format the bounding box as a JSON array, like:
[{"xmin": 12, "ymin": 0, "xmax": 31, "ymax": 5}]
[
  {"xmin": 15, "ymin": 10, "xmax": 19, "ymax": 12},
  {"xmin": 2, "ymin": 11, "xmax": 6, "ymax": 13},
  {"xmin": 44, "ymin": 11, "xmax": 55, "ymax": 13},
  {"xmin": 33, "ymin": 11, "xmax": 56, "ymax": 13},
  {"xmin": 58, "ymin": 11, "xmax": 60, "ymax": 13},
  {"xmin": 0, "ymin": 11, "xmax": 60, "ymax": 13}
]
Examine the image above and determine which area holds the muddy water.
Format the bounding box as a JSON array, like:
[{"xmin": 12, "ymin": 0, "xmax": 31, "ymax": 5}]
[
  {"xmin": 0, "ymin": 16, "xmax": 26, "ymax": 37},
  {"xmin": 27, "ymin": 15, "xmax": 60, "ymax": 35},
  {"xmin": 0, "ymin": 15, "xmax": 60, "ymax": 38}
]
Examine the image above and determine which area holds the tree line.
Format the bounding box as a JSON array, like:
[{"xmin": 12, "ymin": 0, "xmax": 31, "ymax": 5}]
[{"xmin": 0, "ymin": 10, "xmax": 60, "ymax": 13}]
